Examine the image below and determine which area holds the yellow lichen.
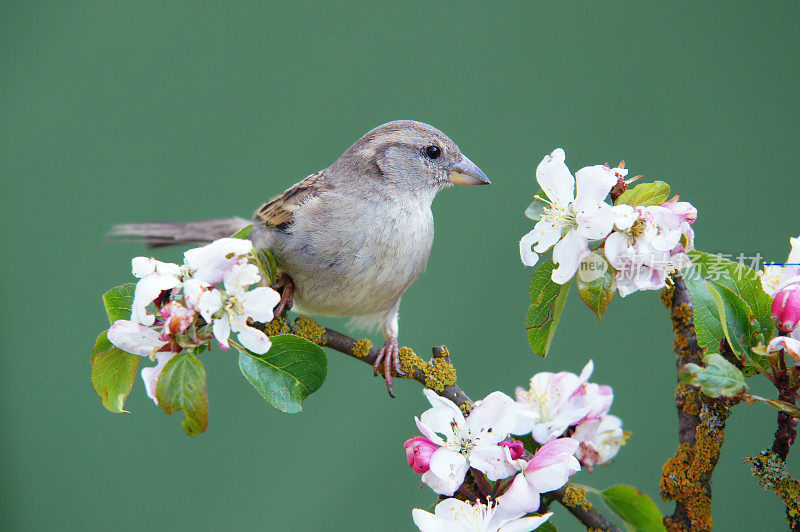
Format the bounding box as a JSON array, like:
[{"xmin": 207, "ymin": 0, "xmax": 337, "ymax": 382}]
[
  {"xmin": 263, "ymin": 316, "xmax": 291, "ymax": 336},
  {"xmin": 352, "ymin": 338, "xmax": 373, "ymax": 358},
  {"xmin": 425, "ymin": 357, "xmax": 457, "ymax": 391},
  {"xmin": 398, "ymin": 347, "xmax": 426, "ymax": 378},
  {"xmin": 661, "ymin": 283, "xmax": 676, "ymax": 308},
  {"xmin": 746, "ymin": 451, "xmax": 800, "ymax": 526},
  {"xmin": 563, "ymin": 484, "xmax": 592, "ymax": 511},
  {"xmin": 294, "ymin": 316, "xmax": 325, "ymax": 344},
  {"xmin": 660, "ymin": 401, "xmax": 728, "ymax": 531}
]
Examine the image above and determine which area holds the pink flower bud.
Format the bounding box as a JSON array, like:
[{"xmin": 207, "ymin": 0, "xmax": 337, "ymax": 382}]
[
  {"xmin": 160, "ymin": 301, "xmax": 196, "ymax": 336},
  {"xmin": 772, "ymin": 286, "xmax": 800, "ymax": 333},
  {"xmin": 499, "ymin": 440, "xmax": 525, "ymax": 460},
  {"xmin": 404, "ymin": 436, "xmax": 439, "ymax": 474}
]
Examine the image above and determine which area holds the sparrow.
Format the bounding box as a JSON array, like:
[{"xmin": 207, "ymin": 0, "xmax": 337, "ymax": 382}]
[{"xmin": 112, "ymin": 120, "xmax": 490, "ymax": 396}]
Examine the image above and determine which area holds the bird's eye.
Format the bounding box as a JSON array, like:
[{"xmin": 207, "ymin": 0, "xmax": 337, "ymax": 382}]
[{"xmin": 424, "ymin": 145, "xmax": 441, "ymax": 159}]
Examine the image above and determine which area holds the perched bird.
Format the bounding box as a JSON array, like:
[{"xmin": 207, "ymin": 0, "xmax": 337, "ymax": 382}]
[{"xmin": 112, "ymin": 120, "xmax": 490, "ymax": 396}]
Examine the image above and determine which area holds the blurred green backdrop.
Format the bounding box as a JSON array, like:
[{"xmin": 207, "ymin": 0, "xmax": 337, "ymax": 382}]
[{"xmin": 2, "ymin": 1, "xmax": 798, "ymax": 530}]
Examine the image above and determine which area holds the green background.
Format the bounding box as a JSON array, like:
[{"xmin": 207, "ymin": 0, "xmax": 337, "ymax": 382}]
[{"xmin": 2, "ymin": 2, "xmax": 798, "ymax": 530}]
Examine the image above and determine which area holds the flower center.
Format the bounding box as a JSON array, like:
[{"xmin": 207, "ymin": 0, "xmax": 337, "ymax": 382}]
[
  {"xmin": 449, "ymin": 420, "xmax": 476, "ymax": 455},
  {"xmin": 449, "ymin": 500, "xmax": 496, "ymax": 531}
]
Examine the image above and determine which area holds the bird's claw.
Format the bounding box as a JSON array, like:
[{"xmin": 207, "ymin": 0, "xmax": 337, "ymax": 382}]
[
  {"xmin": 373, "ymin": 337, "xmax": 405, "ymax": 398},
  {"xmin": 272, "ymin": 273, "xmax": 295, "ymax": 317}
]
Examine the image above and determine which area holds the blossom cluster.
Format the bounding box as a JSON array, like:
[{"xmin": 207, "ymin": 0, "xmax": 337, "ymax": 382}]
[
  {"xmin": 107, "ymin": 238, "xmax": 281, "ymax": 404},
  {"xmin": 519, "ymin": 148, "xmax": 697, "ymax": 297},
  {"xmin": 406, "ymin": 361, "xmax": 624, "ymax": 531},
  {"xmin": 762, "ymin": 237, "xmax": 800, "ymax": 359}
]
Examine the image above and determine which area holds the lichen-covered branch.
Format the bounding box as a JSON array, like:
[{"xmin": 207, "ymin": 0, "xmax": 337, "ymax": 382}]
[
  {"xmin": 746, "ymin": 450, "xmax": 800, "ymax": 531},
  {"xmin": 551, "ymin": 484, "xmax": 621, "ymax": 531},
  {"xmin": 265, "ymin": 315, "xmax": 621, "ymax": 531},
  {"xmin": 660, "ymin": 276, "xmax": 733, "ymax": 531}
]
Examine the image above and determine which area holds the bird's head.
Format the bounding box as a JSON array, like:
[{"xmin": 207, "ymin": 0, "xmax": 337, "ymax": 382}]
[{"xmin": 334, "ymin": 120, "xmax": 490, "ymax": 202}]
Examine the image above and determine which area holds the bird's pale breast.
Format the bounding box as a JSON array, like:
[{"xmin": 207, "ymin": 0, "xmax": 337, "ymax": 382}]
[{"xmin": 255, "ymin": 189, "xmax": 434, "ymax": 318}]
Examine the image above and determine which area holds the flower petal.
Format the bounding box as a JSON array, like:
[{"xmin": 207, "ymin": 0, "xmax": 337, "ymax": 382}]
[
  {"xmin": 536, "ymin": 148, "xmax": 575, "ymax": 206},
  {"xmin": 411, "ymin": 508, "xmax": 451, "ymax": 532},
  {"xmin": 236, "ymin": 325, "xmax": 272, "ymax": 355},
  {"xmin": 107, "ymin": 320, "xmax": 168, "ymax": 357},
  {"xmin": 130, "ymin": 273, "xmax": 181, "ymax": 326},
  {"xmin": 467, "ymin": 391, "xmax": 517, "ymax": 444},
  {"xmin": 423, "ymin": 448, "xmax": 468, "ymax": 496},
  {"xmin": 212, "ymin": 313, "xmax": 231, "ymax": 350},
  {"xmin": 519, "ymin": 229, "xmax": 540, "ymax": 267},
  {"xmin": 496, "ymin": 471, "xmax": 541, "ymax": 515},
  {"xmin": 184, "ymin": 238, "xmax": 253, "ymax": 285},
  {"xmin": 551, "ymin": 229, "xmax": 587, "ymax": 284},
  {"xmin": 469, "ymin": 443, "xmax": 519, "ymax": 481},
  {"xmin": 241, "ymin": 286, "xmax": 282, "ymax": 323},
  {"xmin": 498, "ymin": 512, "xmax": 553, "ymax": 532},
  {"xmin": 574, "ymin": 165, "xmax": 617, "ymax": 206}
]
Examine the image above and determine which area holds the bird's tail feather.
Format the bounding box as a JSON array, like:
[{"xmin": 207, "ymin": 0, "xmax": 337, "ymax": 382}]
[{"xmin": 109, "ymin": 217, "xmax": 251, "ymax": 248}]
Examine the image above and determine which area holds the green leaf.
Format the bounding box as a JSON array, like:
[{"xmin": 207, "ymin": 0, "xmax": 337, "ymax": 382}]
[
  {"xmin": 535, "ymin": 520, "xmax": 558, "ymax": 532},
  {"xmin": 600, "ymin": 485, "xmax": 667, "ymax": 532},
  {"xmin": 705, "ymin": 280, "xmax": 757, "ymax": 359},
  {"xmin": 156, "ymin": 352, "xmax": 209, "ymax": 436},
  {"xmin": 747, "ymin": 394, "xmax": 800, "ymax": 417},
  {"xmin": 577, "ymin": 252, "xmax": 616, "ymax": 321},
  {"xmin": 526, "ymin": 261, "xmax": 571, "ymax": 357},
  {"xmin": 257, "ymin": 248, "xmax": 278, "ymax": 285},
  {"xmin": 614, "ymin": 181, "xmax": 670, "ymax": 207},
  {"xmin": 90, "ymin": 330, "xmax": 140, "ymax": 413},
  {"xmin": 230, "ymin": 224, "xmax": 254, "ymax": 239},
  {"xmin": 679, "ymin": 353, "xmax": 747, "ymax": 398},
  {"xmin": 681, "ymin": 264, "xmax": 725, "ymax": 356},
  {"xmin": 689, "ymin": 251, "xmax": 775, "ymax": 340},
  {"xmin": 102, "ymin": 283, "xmax": 136, "ymax": 324},
  {"xmin": 237, "ymin": 334, "xmax": 327, "ymax": 414}
]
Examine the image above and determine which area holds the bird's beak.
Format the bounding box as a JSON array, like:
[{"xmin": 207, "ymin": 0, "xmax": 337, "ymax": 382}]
[{"xmin": 448, "ymin": 155, "xmax": 491, "ymax": 185}]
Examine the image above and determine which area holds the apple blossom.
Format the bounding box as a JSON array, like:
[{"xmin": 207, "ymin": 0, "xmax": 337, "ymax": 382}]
[
  {"xmin": 772, "ymin": 285, "xmax": 800, "ymax": 334},
  {"xmin": 572, "ymin": 415, "xmax": 626, "ymax": 470},
  {"xmin": 519, "ymin": 148, "xmax": 619, "ymax": 284},
  {"xmin": 412, "ymin": 498, "xmax": 552, "ymax": 532},
  {"xmin": 512, "ymin": 361, "xmax": 595, "ymax": 443},
  {"xmin": 412, "ymin": 389, "xmax": 519, "ymax": 496},
  {"xmin": 604, "ymin": 203, "xmax": 692, "ymax": 297},
  {"xmin": 200, "ymin": 259, "xmax": 281, "ymax": 354},
  {"xmin": 496, "ymin": 438, "xmax": 581, "ymax": 515},
  {"xmin": 108, "ymin": 319, "xmax": 168, "ymax": 357}
]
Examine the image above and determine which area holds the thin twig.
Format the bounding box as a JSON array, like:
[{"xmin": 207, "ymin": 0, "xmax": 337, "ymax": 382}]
[{"xmin": 277, "ymin": 316, "xmax": 621, "ymax": 531}]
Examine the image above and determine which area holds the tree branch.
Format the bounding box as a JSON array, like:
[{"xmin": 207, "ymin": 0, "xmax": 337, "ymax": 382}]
[
  {"xmin": 660, "ymin": 275, "xmax": 733, "ymax": 532},
  {"xmin": 272, "ymin": 315, "xmax": 620, "ymax": 531}
]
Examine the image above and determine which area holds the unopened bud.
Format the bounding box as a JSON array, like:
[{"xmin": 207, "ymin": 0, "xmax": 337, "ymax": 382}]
[
  {"xmin": 772, "ymin": 286, "xmax": 800, "ymax": 333},
  {"xmin": 404, "ymin": 436, "xmax": 438, "ymax": 474},
  {"xmin": 499, "ymin": 440, "xmax": 525, "ymax": 460}
]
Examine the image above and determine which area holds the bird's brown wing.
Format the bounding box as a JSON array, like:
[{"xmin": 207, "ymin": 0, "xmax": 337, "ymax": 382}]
[{"xmin": 254, "ymin": 170, "xmax": 329, "ymax": 231}]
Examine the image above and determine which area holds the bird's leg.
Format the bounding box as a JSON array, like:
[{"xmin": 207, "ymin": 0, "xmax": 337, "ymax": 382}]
[
  {"xmin": 271, "ymin": 273, "xmax": 295, "ymax": 317},
  {"xmin": 373, "ymin": 307, "xmax": 405, "ymax": 397}
]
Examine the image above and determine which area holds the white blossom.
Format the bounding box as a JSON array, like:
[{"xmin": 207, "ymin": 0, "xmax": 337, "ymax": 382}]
[
  {"xmin": 413, "ymin": 498, "xmax": 552, "ymax": 532},
  {"xmin": 572, "ymin": 415, "xmax": 626, "ymax": 469},
  {"xmin": 519, "ymin": 149, "xmax": 618, "ymax": 284},
  {"xmin": 414, "ymin": 389, "xmax": 519, "ymax": 496}
]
